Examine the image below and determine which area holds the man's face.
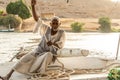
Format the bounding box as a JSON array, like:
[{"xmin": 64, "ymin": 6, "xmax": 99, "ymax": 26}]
[{"xmin": 50, "ymin": 19, "xmax": 61, "ymax": 30}]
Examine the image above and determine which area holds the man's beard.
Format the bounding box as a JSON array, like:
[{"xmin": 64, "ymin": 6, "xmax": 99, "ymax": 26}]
[{"xmin": 53, "ymin": 28, "xmax": 59, "ymax": 31}]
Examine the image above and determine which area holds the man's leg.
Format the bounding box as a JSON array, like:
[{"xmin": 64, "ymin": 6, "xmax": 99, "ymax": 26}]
[
  {"xmin": 39, "ymin": 52, "xmax": 53, "ymax": 73},
  {"xmin": 0, "ymin": 69, "xmax": 14, "ymax": 80}
]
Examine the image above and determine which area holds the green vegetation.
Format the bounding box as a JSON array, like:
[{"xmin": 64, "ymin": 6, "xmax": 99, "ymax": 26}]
[
  {"xmin": 108, "ymin": 68, "xmax": 120, "ymax": 80},
  {"xmin": 0, "ymin": 14, "xmax": 21, "ymax": 28},
  {"xmin": 0, "ymin": 10, "xmax": 3, "ymax": 16},
  {"xmin": 71, "ymin": 22, "xmax": 84, "ymax": 32},
  {"xmin": 6, "ymin": 0, "xmax": 31, "ymax": 19},
  {"xmin": 98, "ymin": 17, "xmax": 111, "ymax": 32}
]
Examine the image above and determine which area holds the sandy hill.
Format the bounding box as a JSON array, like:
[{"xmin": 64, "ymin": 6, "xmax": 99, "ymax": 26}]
[
  {"xmin": 0, "ymin": 0, "xmax": 120, "ymax": 32},
  {"xmin": 0, "ymin": 0, "xmax": 120, "ymax": 19}
]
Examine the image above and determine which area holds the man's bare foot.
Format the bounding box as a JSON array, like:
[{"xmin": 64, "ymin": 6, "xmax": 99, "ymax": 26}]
[{"xmin": 0, "ymin": 76, "xmax": 9, "ymax": 80}]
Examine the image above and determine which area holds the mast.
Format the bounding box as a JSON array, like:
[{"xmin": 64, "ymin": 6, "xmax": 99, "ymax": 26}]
[{"xmin": 116, "ymin": 34, "xmax": 120, "ymax": 60}]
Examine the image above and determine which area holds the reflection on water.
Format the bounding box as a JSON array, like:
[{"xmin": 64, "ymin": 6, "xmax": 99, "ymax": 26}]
[
  {"xmin": 65, "ymin": 33, "xmax": 120, "ymax": 60},
  {"xmin": 0, "ymin": 32, "xmax": 40, "ymax": 63},
  {"xmin": 0, "ymin": 32, "xmax": 120, "ymax": 63}
]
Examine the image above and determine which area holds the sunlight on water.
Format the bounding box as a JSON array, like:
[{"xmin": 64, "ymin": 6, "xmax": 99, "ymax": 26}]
[
  {"xmin": 0, "ymin": 32, "xmax": 40, "ymax": 63},
  {"xmin": 0, "ymin": 32, "xmax": 120, "ymax": 63},
  {"xmin": 65, "ymin": 33, "xmax": 120, "ymax": 59}
]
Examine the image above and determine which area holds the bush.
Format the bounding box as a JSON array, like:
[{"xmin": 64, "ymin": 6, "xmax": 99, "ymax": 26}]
[
  {"xmin": 0, "ymin": 14, "xmax": 21, "ymax": 28},
  {"xmin": 71, "ymin": 22, "xmax": 84, "ymax": 32},
  {"xmin": 108, "ymin": 68, "xmax": 120, "ymax": 80},
  {"xmin": 6, "ymin": 0, "xmax": 31, "ymax": 19},
  {"xmin": 0, "ymin": 10, "xmax": 3, "ymax": 15},
  {"xmin": 98, "ymin": 17, "xmax": 111, "ymax": 32}
]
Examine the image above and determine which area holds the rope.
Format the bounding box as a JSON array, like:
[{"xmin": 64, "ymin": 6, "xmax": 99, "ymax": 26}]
[{"xmin": 27, "ymin": 66, "xmax": 74, "ymax": 80}]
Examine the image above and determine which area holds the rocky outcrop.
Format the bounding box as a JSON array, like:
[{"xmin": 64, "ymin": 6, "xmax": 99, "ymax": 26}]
[{"xmin": 0, "ymin": 0, "xmax": 120, "ymax": 18}]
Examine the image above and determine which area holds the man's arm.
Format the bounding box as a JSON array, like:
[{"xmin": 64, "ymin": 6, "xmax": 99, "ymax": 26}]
[
  {"xmin": 31, "ymin": 0, "xmax": 38, "ymax": 21},
  {"xmin": 47, "ymin": 41, "xmax": 60, "ymax": 49},
  {"xmin": 52, "ymin": 42, "xmax": 60, "ymax": 49}
]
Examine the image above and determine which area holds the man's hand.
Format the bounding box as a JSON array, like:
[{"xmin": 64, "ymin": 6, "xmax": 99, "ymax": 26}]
[
  {"xmin": 47, "ymin": 41, "xmax": 53, "ymax": 46},
  {"xmin": 31, "ymin": 0, "xmax": 36, "ymax": 6}
]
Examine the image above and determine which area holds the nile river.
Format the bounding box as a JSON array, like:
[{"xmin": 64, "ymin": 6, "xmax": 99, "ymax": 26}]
[{"xmin": 0, "ymin": 32, "xmax": 120, "ymax": 63}]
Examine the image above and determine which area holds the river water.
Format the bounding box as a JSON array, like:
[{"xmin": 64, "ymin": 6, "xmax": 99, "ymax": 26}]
[{"xmin": 0, "ymin": 32, "xmax": 120, "ymax": 63}]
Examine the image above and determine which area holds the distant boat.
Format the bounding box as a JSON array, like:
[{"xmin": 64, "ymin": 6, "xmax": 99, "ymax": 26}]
[
  {"xmin": 0, "ymin": 24, "xmax": 14, "ymax": 32},
  {"xmin": 0, "ymin": 28, "xmax": 14, "ymax": 32}
]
